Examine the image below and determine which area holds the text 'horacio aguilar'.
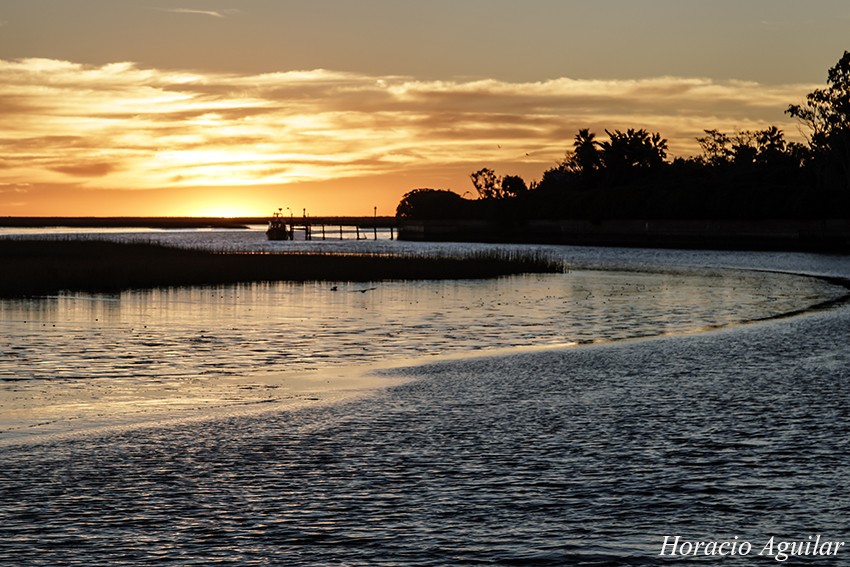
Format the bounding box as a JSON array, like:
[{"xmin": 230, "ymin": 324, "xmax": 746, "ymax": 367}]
[{"xmin": 660, "ymin": 535, "xmax": 845, "ymax": 562}]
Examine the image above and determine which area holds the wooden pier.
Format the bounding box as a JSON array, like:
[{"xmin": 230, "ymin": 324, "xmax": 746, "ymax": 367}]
[{"xmin": 278, "ymin": 216, "xmax": 396, "ymax": 241}]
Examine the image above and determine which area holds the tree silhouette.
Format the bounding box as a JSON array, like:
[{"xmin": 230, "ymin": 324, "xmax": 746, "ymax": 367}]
[
  {"xmin": 787, "ymin": 50, "xmax": 850, "ymax": 192},
  {"xmin": 500, "ymin": 175, "xmax": 528, "ymax": 197},
  {"xmin": 598, "ymin": 128, "xmax": 668, "ymax": 186},
  {"xmin": 566, "ymin": 128, "xmax": 601, "ymax": 175},
  {"xmin": 753, "ymin": 126, "xmax": 787, "ymax": 167},
  {"xmin": 396, "ymin": 188, "xmax": 469, "ymax": 219},
  {"xmin": 698, "ymin": 126, "xmax": 794, "ymax": 171},
  {"xmin": 470, "ymin": 168, "xmax": 501, "ymax": 199},
  {"xmin": 697, "ymin": 129, "xmax": 732, "ymax": 166},
  {"xmin": 396, "ymin": 54, "xmax": 850, "ymax": 223}
]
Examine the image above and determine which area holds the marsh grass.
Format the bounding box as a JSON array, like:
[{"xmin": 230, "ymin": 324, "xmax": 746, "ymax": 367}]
[{"xmin": 0, "ymin": 238, "xmax": 563, "ymax": 297}]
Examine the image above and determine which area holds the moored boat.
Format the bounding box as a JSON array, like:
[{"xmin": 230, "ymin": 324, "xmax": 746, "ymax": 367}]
[{"xmin": 266, "ymin": 209, "xmax": 291, "ymax": 240}]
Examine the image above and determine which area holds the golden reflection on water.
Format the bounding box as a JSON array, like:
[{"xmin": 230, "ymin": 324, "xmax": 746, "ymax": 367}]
[{"xmin": 0, "ymin": 269, "xmax": 845, "ymax": 441}]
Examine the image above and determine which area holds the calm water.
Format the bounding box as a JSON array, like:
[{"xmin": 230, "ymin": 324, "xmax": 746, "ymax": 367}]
[{"xmin": 1, "ymin": 228, "xmax": 850, "ymax": 564}]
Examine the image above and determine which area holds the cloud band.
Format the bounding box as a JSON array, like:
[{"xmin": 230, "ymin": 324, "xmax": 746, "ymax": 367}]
[{"xmin": 0, "ymin": 58, "xmax": 816, "ymax": 193}]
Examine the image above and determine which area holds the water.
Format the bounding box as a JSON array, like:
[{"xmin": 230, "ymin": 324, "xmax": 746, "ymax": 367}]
[{"xmin": 1, "ymin": 228, "xmax": 850, "ymax": 565}]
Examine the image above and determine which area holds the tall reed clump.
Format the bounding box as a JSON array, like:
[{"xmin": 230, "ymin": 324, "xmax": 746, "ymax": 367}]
[{"xmin": 0, "ymin": 239, "xmax": 564, "ymax": 297}]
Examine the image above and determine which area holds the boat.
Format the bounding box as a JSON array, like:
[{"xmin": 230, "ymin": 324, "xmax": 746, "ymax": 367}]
[{"xmin": 266, "ymin": 209, "xmax": 291, "ymax": 240}]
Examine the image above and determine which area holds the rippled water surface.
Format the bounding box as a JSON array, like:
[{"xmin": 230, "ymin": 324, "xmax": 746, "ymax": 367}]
[
  {"xmin": 2, "ymin": 269, "xmax": 841, "ymax": 381},
  {"xmin": 2, "ymin": 229, "xmax": 850, "ymax": 565}
]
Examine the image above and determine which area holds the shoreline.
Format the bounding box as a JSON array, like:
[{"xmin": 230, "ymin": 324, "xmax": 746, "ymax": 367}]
[
  {"xmin": 398, "ymin": 218, "xmax": 850, "ymax": 253},
  {"xmin": 4, "ymin": 216, "xmax": 850, "ymax": 253}
]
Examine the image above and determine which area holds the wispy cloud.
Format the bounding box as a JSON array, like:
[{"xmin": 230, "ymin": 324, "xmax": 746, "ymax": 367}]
[
  {"xmin": 159, "ymin": 7, "xmax": 232, "ymax": 18},
  {"xmin": 0, "ymin": 183, "xmax": 32, "ymax": 194},
  {"xmin": 0, "ymin": 58, "xmax": 815, "ymax": 195}
]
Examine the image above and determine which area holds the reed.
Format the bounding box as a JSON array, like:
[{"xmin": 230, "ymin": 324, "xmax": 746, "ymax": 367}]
[{"xmin": 0, "ymin": 239, "xmax": 564, "ymax": 297}]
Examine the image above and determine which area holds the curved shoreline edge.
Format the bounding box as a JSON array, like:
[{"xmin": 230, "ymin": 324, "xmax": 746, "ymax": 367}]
[
  {"xmin": 374, "ymin": 269, "xmax": 850, "ymax": 377},
  {"xmin": 2, "ymin": 262, "xmax": 848, "ymax": 447},
  {"xmin": 743, "ymin": 272, "xmax": 850, "ymax": 323}
]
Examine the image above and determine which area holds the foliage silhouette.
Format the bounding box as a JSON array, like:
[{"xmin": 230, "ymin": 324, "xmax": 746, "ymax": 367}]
[
  {"xmin": 787, "ymin": 50, "xmax": 850, "ymax": 193},
  {"xmin": 396, "ymin": 188, "xmax": 471, "ymax": 219},
  {"xmin": 398, "ymin": 51, "xmax": 850, "ymax": 223},
  {"xmin": 470, "ymin": 168, "xmax": 502, "ymax": 200}
]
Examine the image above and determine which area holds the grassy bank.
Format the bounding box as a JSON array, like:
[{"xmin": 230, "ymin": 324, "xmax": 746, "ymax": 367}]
[{"xmin": 0, "ymin": 239, "xmax": 563, "ymax": 297}]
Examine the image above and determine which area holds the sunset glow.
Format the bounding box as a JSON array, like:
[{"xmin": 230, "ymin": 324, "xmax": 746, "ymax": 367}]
[
  {"xmin": 0, "ymin": 58, "xmax": 818, "ymax": 216},
  {"xmin": 187, "ymin": 202, "xmax": 263, "ymax": 219},
  {"xmin": 0, "ymin": 1, "xmax": 846, "ymax": 216}
]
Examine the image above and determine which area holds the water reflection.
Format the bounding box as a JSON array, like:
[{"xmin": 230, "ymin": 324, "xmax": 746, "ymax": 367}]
[
  {"xmin": 0, "ymin": 256, "xmax": 847, "ymax": 441},
  {"xmin": 2, "ymin": 270, "xmax": 843, "ymax": 385}
]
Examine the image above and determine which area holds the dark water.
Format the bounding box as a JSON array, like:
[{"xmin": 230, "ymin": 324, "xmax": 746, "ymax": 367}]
[
  {"xmin": 2, "ymin": 235, "xmax": 850, "ymax": 565},
  {"xmin": 2, "ymin": 303, "xmax": 850, "ymax": 565}
]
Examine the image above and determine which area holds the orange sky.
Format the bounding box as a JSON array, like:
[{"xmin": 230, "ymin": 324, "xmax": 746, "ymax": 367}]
[{"xmin": 1, "ymin": 1, "xmax": 847, "ymax": 217}]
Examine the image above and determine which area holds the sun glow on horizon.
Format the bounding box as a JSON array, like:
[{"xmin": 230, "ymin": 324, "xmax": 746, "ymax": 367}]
[
  {"xmin": 186, "ymin": 204, "xmax": 262, "ymax": 218},
  {"xmin": 172, "ymin": 192, "xmax": 276, "ymax": 218},
  {"xmin": 0, "ymin": 57, "xmax": 814, "ymax": 216}
]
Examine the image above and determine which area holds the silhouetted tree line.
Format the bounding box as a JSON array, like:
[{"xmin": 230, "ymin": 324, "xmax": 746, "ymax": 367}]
[{"xmin": 398, "ymin": 51, "xmax": 850, "ymax": 221}]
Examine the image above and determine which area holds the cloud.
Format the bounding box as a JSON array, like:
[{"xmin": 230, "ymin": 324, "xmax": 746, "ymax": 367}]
[
  {"xmin": 160, "ymin": 8, "xmax": 231, "ymax": 18},
  {"xmin": 51, "ymin": 162, "xmax": 118, "ymax": 177},
  {"xmin": 0, "ymin": 57, "xmax": 817, "ymax": 194},
  {"xmin": 0, "ymin": 183, "xmax": 32, "ymax": 194}
]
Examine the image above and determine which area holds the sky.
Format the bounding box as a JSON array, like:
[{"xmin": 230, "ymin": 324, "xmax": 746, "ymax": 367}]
[{"xmin": 1, "ymin": 1, "xmax": 848, "ymax": 217}]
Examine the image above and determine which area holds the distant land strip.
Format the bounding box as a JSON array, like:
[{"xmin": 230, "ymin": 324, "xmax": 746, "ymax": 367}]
[
  {"xmin": 0, "ymin": 239, "xmax": 562, "ymax": 297},
  {"xmin": 397, "ymin": 219, "xmax": 850, "ymax": 253},
  {"xmin": 5, "ymin": 216, "xmax": 850, "ymax": 252},
  {"xmin": 0, "ymin": 216, "xmax": 398, "ymax": 229}
]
